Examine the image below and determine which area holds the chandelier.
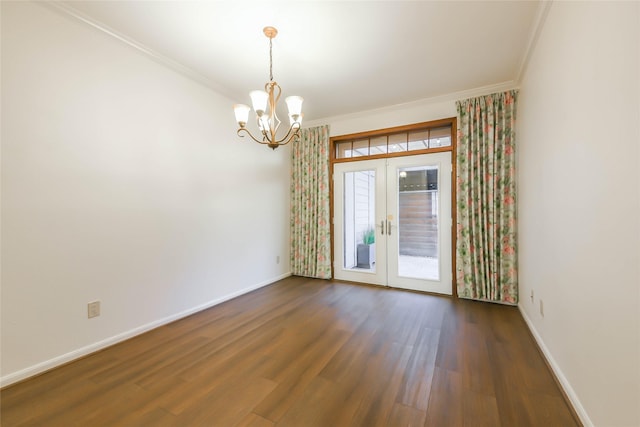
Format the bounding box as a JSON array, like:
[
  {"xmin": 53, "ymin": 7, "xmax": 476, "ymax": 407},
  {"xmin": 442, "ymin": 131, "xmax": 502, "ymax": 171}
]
[{"xmin": 233, "ymin": 26, "xmax": 303, "ymax": 150}]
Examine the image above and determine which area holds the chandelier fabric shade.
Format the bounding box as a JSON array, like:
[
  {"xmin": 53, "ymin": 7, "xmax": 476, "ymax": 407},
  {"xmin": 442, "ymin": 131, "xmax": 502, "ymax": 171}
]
[{"xmin": 233, "ymin": 26, "xmax": 303, "ymax": 150}]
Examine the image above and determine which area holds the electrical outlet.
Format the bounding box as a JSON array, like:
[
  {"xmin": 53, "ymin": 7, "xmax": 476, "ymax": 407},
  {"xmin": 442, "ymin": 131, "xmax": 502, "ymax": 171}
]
[
  {"xmin": 88, "ymin": 301, "xmax": 100, "ymax": 319},
  {"xmin": 276, "ymin": 256, "xmax": 280, "ymax": 264},
  {"xmin": 539, "ymin": 300, "xmax": 544, "ymax": 317},
  {"xmin": 530, "ymin": 289, "xmax": 534, "ymax": 302}
]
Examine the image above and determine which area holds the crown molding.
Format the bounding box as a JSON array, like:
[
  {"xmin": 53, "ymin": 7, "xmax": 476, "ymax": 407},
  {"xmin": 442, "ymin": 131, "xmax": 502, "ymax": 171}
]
[
  {"xmin": 305, "ymin": 80, "xmax": 519, "ymax": 127},
  {"xmin": 39, "ymin": 1, "xmax": 235, "ymax": 100},
  {"xmin": 516, "ymin": 0, "xmax": 554, "ymax": 83}
]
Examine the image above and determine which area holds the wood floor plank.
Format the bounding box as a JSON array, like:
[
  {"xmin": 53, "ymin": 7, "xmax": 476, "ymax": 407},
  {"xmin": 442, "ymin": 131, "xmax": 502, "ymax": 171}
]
[
  {"xmin": 523, "ymin": 391, "xmax": 580, "ymax": 427},
  {"xmin": 331, "ymin": 340, "xmax": 410, "ymax": 427},
  {"xmin": 0, "ymin": 377, "xmax": 102, "ymax": 426},
  {"xmin": 0, "ymin": 354, "xmax": 117, "ymax": 420},
  {"xmin": 274, "ymin": 376, "xmax": 343, "ymax": 427},
  {"xmin": 173, "ymin": 317, "xmax": 285, "ymax": 382},
  {"xmin": 0, "ymin": 277, "xmax": 581, "ymax": 427},
  {"xmin": 158, "ymin": 351, "xmax": 272, "ymax": 415},
  {"xmin": 130, "ymin": 407, "xmax": 180, "ymax": 427},
  {"xmin": 61, "ymin": 382, "xmax": 147, "ymax": 426},
  {"xmin": 462, "ymin": 390, "xmax": 501, "ymax": 427},
  {"xmin": 424, "ymin": 367, "xmax": 464, "ymax": 427},
  {"xmin": 175, "ymin": 376, "xmax": 277, "ymax": 426},
  {"xmin": 462, "ymin": 320, "xmax": 496, "ymax": 396},
  {"xmin": 395, "ymin": 326, "xmax": 439, "ymax": 410},
  {"xmin": 87, "ymin": 334, "xmax": 207, "ymax": 386},
  {"xmin": 252, "ymin": 326, "xmax": 350, "ymax": 422},
  {"xmin": 387, "ymin": 402, "xmax": 427, "ymax": 427},
  {"xmin": 234, "ymin": 412, "xmax": 275, "ymax": 427},
  {"xmin": 434, "ymin": 299, "xmax": 466, "ymax": 372}
]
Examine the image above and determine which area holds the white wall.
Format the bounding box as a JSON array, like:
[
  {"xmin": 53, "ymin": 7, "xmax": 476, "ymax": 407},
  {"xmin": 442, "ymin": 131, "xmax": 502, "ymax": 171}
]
[
  {"xmin": 1, "ymin": 2, "xmax": 291, "ymax": 385},
  {"xmin": 518, "ymin": 2, "xmax": 640, "ymax": 426}
]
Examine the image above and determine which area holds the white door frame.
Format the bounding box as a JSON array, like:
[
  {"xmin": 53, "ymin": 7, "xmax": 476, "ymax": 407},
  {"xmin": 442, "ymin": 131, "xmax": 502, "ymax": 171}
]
[{"xmin": 332, "ymin": 152, "xmax": 452, "ymax": 295}]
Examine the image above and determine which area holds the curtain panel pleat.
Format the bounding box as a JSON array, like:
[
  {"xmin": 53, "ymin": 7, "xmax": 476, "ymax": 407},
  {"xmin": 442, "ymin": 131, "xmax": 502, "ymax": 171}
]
[
  {"xmin": 290, "ymin": 125, "xmax": 332, "ymax": 279},
  {"xmin": 456, "ymin": 90, "xmax": 518, "ymax": 304}
]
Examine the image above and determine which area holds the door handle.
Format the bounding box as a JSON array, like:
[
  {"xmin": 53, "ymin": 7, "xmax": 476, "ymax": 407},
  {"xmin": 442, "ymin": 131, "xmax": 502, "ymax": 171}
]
[
  {"xmin": 387, "ymin": 220, "xmax": 392, "ymax": 236},
  {"xmin": 380, "ymin": 220, "xmax": 385, "ymax": 235}
]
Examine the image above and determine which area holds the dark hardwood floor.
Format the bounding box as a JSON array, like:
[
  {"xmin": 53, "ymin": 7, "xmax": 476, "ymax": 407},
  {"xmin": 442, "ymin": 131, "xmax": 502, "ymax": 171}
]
[{"xmin": 1, "ymin": 276, "xmax": 579, "ymax": 426}]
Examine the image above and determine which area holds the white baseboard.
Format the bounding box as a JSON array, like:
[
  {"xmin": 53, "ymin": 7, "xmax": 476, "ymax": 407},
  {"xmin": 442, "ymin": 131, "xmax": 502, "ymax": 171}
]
[
  {"xmin": 518, "ymin": 305, "xmax": 593, "ymax": 427},
  {"xmin": 0, "ymin": 272, "xmax": 291, "ymax": 388}
]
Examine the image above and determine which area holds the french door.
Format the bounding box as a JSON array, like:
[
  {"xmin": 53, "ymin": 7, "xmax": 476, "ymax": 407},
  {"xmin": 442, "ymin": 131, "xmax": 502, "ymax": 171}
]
[{"xmin": 333, "ymin": 152, "xmax": 452, "ymax": 294}]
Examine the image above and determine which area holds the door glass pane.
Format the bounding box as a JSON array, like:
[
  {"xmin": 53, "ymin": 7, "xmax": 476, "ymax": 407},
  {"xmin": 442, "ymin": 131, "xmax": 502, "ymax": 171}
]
[
  {"xmin": 429, "ymin": 126, "xmax": 451, "ymax": 148},
  {"xmin": 370, "ymin": 136, "xmax": 388, "ymax": 155},
  {"xmin": 343, "ymin": 170, "xmax": 376, "ymax": 272},
  {"xmin": 352, "ymin": 139, "xmax": 369, "ymax": 157},
  {"xmin": 408, "ymin": 130, "xmax": 429, "ymax": 151},
  {"xmin": 336, "ymin": 141, "xmax": 352, "ymax": 159},
  {"xmin": 397, "ymin": 166, "xmax": 439, "ymax": 280},
  {"xmin": 388, "ymin": 133, "xmax": 408, "ymax": 153}
]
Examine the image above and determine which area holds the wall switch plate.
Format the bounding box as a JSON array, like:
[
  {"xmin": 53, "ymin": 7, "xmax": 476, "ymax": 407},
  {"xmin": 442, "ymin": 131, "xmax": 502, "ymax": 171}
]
[{"xmin": 88, "ymin": 301, "xmax": 100, "ymax": 318}]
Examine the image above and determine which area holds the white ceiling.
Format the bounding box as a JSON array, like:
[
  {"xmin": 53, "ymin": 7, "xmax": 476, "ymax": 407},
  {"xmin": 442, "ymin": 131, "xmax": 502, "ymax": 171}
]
[{"xmin": 57, "ymin": 1, "xmax": 542, "ymax": 122}]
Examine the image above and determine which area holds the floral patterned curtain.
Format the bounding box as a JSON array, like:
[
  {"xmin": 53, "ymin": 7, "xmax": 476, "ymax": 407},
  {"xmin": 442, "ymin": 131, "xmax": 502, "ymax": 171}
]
[
  {"xmin": 456, "ymin": 90, "xmax": 518, "ymax": 304},
  {"xmin": 290, "ymin": 125, "xmax": 332, "ymax": 279}
]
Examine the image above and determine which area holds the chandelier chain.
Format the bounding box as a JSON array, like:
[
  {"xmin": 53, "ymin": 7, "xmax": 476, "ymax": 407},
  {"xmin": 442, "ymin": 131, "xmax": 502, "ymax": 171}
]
[{"xmin": 269, "ymin": 37, "xmax": 273, "ymax": 82}]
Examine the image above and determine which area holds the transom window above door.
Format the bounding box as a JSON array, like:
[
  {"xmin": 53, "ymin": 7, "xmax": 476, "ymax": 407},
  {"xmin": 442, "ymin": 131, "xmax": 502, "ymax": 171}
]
[{"xmin": 334, "ymin": 123, "xmax": 452, "ymax": 160}]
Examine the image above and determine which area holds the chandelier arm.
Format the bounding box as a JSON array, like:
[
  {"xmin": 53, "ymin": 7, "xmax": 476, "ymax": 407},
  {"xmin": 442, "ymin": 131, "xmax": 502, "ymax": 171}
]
[
  {"xmin": 275, "ymin": 122, "xmax": 301, "ymax": 146},
  {"xmin": 272, "ymin": 84, "xmax": 281, "ymax": 139},
  {"xmin": 264, "ymin": 81, "xmax": 283, "ymax": 144},
  {"xmin": 271, "ymin": 82, "xmax": 282, "ymax": 106},
  {"xmin": 237, "ymin": 123, "xmax": 300, "ymax": 148},
  {"xmin": 237, "ymin": 128, "xmax": 274, "ymax": 145}
]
